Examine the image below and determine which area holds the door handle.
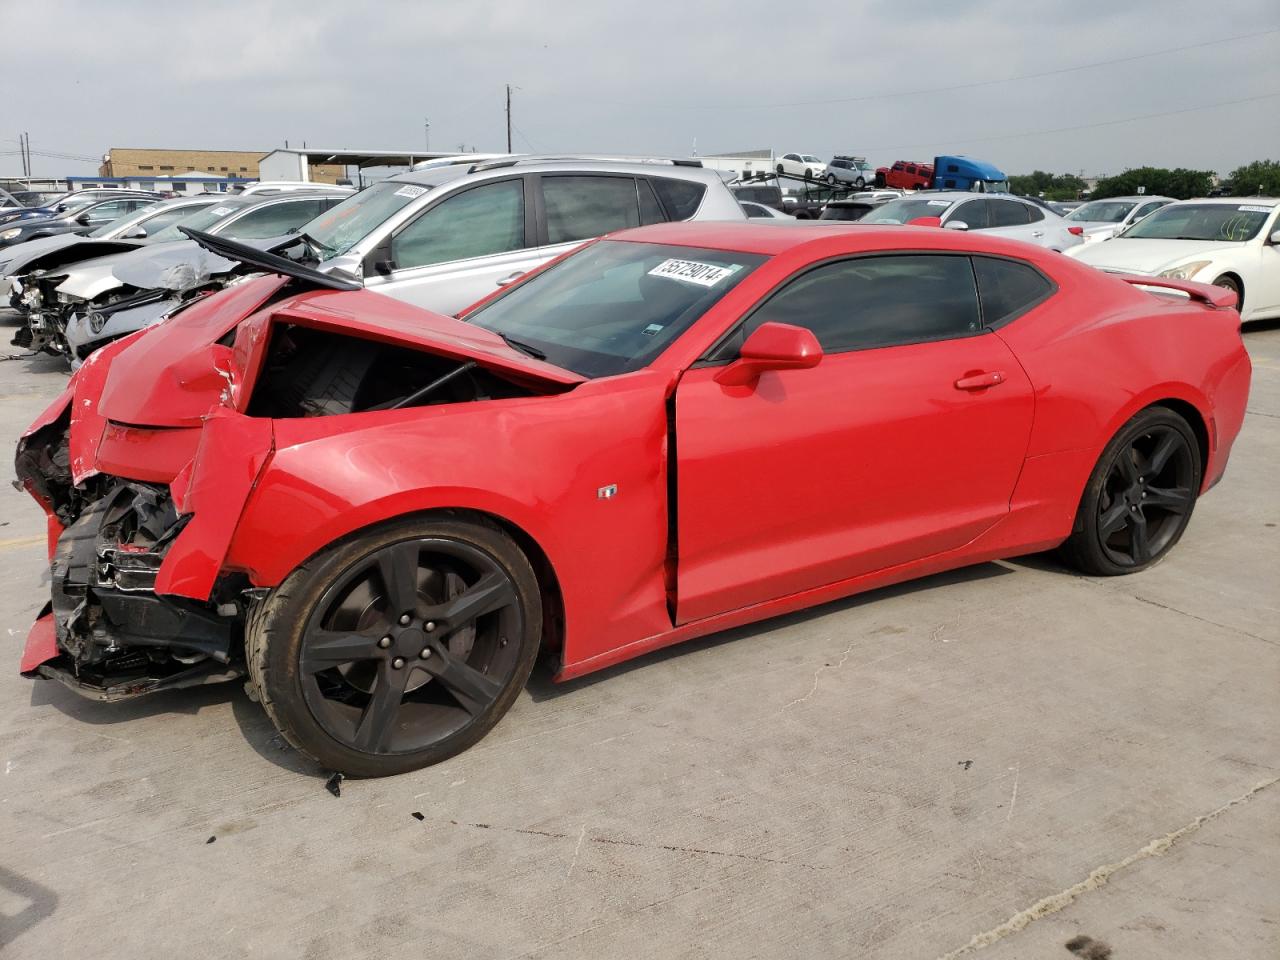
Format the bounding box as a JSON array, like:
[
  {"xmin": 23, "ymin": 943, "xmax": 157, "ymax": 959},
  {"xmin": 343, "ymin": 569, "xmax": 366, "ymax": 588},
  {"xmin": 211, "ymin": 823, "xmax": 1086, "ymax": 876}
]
[
  {"xmin": 954, "ymin": 371, "xmax": 1006, "ymax": 391},
  {"xmin": 1032, "ymin": 231, "xmax": 1045, "ymax": 238},
  {"xmin": 496, "ymin": 271, "xmax": 525, "ymax": 287}
]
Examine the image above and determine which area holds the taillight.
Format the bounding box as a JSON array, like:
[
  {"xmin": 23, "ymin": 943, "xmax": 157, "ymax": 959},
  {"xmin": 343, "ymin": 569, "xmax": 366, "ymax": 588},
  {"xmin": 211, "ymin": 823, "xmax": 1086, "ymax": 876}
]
[{"xmin": 1067, "ymin": 226, "xmax": 1083, "ymax": 236}]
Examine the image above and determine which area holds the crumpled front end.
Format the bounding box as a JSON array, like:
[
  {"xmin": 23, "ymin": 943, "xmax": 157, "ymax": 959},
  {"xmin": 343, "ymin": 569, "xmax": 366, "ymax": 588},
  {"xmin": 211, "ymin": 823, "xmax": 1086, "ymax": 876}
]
[{"xmin": 14, "ymin": 334, "xmax": 276, "ymax": 699}]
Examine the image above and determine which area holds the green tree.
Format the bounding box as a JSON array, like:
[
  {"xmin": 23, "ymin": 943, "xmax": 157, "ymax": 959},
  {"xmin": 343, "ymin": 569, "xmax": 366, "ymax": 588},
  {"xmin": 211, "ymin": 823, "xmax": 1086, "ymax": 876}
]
[
  {"xmin": 1227, "ymin": 159, "xmax": 1280, "ymax": 196},
  {"xmin": 1090, "ymin": 167, "xmax": 1214, "ymax": 200},
  {"xmin": 1008, "ymin": 171, "xmax": 1086, "ymax": 201}
]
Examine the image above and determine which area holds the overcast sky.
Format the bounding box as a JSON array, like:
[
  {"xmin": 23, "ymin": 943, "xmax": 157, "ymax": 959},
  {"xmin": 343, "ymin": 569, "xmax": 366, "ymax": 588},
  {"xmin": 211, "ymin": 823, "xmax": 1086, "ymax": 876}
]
[{"xmin": 3, "ymin": 0, "xmax": 1278, "ymax": 180}]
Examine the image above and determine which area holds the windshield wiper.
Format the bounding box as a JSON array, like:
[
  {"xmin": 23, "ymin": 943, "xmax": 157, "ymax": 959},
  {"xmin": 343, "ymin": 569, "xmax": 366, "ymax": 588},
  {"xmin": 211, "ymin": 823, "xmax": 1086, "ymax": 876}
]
[
  {"xmin": 295, "ymin": 231, "xmax": 336, "ymax": 261},
  {"xmin": 499, "ymin": 334, "xmax": 546, "ymax": 360}
]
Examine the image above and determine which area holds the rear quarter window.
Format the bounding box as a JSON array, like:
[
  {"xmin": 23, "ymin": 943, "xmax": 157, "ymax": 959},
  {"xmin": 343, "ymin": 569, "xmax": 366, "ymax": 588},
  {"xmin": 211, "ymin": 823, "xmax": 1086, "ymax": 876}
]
[
  {"xmin": 651, "ymin": 178, "xmax": 706, "ymax": 221},
  {"xmin": 973, "ymin": 256, "xmax": 1055, "ymax": 327}
]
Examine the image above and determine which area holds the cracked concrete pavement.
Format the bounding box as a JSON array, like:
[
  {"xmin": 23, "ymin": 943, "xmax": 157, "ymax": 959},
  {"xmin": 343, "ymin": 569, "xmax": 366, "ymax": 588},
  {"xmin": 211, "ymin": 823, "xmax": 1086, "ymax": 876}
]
[{"xmin": 0, "ymin": 313, "xmax": 1276, "ymax": 959}]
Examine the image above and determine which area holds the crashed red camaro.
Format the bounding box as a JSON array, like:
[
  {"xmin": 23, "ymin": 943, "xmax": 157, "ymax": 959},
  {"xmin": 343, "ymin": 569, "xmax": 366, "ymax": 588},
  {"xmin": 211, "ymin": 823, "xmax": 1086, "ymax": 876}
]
[{"xmin": 15, "ymin": 222, "xmax": 1250, "ymax": 777}]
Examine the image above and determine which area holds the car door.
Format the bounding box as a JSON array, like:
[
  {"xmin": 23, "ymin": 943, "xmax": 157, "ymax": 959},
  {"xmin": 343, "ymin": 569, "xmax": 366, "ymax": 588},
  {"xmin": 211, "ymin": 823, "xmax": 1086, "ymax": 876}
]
[
  {"xmin": 673, "ymin": 253, "xmax": 1035, "ymax": 623},
  {"xmin": 984, "ymin": 198, "xmax": 1041, "ymax": 244},
  {"xmin": 945, "ymin": 198, "xmax": 990, "ymax": 232},
  {"xmin": 1253, "ymin": 208, "xmax": 1280, "ymax": 316},
  {"xmin": 80, "ymin": 199, "xmax": 140, "ymax": 230},
  {"xmin": 533, "ymin": 174, "xmax": 654, "ymax": 264},
  {"xmin": 364, "ymin": 177, "xmax": 534, "ymax": 315}
]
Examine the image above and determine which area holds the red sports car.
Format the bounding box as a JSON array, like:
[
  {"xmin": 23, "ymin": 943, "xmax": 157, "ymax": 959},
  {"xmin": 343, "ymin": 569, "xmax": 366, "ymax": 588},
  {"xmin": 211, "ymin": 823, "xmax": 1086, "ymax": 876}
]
[{"xmin": 15, "ymin": 222, "xmax": 1251, "ymax": 777}]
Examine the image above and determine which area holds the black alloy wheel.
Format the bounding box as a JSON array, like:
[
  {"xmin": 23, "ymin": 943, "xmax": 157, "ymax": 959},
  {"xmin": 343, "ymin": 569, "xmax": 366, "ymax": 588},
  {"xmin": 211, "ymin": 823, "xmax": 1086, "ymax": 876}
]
[
  {"xmin": 248, "ymin": 517, "xmax": 541, "ymax": 777},
  {"xmin": 1062, "ymin": 407, "xmax": 1201, "ymax": 576}
]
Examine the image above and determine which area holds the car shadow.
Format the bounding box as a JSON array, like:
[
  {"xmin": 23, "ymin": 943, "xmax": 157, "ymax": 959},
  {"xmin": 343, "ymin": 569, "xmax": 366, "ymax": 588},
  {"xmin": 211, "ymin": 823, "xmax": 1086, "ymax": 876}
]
[
  {"xmin": 526, "ymin": 560, "xmax": 1016, "ymax": 701},
  {"xmin": 1243, "ymin": 317, "xmax": 1280, "ymax": 335},
  {"xmin": 0, "ymin": 866, "xmax": 58, "ymax": 950},
  {"xmin": 29, "ymin": 674, "xmax": 238, "ymax": 722}
]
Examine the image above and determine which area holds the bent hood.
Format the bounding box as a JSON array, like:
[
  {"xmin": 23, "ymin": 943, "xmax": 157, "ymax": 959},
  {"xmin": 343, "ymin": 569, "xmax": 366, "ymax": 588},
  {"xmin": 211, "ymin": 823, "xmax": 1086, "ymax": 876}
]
[
  {"xmin": 53, "ymin": 244, "xmax": 187, "ymax": 301},
  {"xmin": 2, "ymin": 235, "xmax": 145, "ymax": 280},
  {"xmin": 1069, "ymin": 237, "xmax": 1243, "ymax": 273},
  {"xmin": 94, "ymin": 278, "xmax": 583, "ymax": 430}
]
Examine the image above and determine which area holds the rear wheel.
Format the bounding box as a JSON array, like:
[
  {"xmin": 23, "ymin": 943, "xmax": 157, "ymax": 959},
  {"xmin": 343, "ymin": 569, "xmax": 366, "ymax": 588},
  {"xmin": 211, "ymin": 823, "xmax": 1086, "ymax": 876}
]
[
  {"xmin": 247, "ymin": 516, "xmax": 541, "ymax": 777},
  {"xmin": 826, "ymin": 174, "xmax": 838, "ymax": 186},
  {"xmin": 1061, "ymin": 407, "xmax": 1201, "ymax": 576},
  {"xmin": 855, "ymin": 177, "xmax": 866, "ymax": 189}
]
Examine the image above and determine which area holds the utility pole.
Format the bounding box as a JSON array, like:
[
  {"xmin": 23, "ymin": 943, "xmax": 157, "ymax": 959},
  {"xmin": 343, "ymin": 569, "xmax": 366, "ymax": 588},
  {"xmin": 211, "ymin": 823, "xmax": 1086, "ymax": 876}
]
[
  {"xmin": 505, "ymin": 84, "xmax": 512, "ymax": 153},
  {"xmin": 424, "ymin": 117, "xmax": 431, "ymax": 151}
]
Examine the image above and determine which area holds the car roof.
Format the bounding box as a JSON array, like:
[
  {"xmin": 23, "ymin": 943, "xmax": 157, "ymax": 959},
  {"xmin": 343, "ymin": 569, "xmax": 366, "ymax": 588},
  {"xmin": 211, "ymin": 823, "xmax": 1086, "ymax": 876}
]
[
  {"xmin": 388, "ymin": 157, "xmax": 723, "ymax": 188},
  {"xmin": 606, "ymin": 220, "xmax": 1063, "ymax": 260}
]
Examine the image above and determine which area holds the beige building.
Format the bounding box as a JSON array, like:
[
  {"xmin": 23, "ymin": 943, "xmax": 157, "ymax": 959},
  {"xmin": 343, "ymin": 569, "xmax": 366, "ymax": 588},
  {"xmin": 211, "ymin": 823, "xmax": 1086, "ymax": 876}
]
[{"xmin": 98, "ymin": 148, "xmax": 345, "ymax": 183}]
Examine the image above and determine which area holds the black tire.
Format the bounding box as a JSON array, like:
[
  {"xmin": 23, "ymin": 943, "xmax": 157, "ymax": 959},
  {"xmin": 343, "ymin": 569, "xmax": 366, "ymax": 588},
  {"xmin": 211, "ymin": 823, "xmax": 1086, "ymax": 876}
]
[
  {"xmin": 826, "ymin": 174, "xmax": 838, "ymax": 186},
  {"xmin": 1061, "ymin": 407, "xmax": 1201, "ymax": 576},
  {"xmin": 775, "ymin": 163, "xmax": 784, "ymax": 175},
  {"xmin": 1213, "ymin": 274, "xmax": 1243, "ymax": 312},
  {"xmin": 874, "ymin": 173, "xmax": 886, "ymax": 188},
  {"xmin": 855, "ymin": 177, "xmax": 866, "ymax": 189},
  {"xmin": 247, "ymin": 515, "xmax": 542, "ymax": 777}
]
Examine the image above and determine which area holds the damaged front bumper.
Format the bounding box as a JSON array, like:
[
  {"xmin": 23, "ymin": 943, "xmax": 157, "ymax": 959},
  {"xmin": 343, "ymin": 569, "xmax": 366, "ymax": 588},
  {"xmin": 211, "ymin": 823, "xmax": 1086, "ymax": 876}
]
[
  {"xmin": 23, "ymin": 480, "xmax": 247, "ymax": 700},
  {"xmin": 16, "ymin": 381, "xmax": 275, "ymax": 700}
]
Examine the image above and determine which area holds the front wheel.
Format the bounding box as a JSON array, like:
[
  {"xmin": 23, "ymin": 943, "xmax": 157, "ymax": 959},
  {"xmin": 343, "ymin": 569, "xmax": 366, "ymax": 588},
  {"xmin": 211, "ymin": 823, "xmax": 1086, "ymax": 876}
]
[
  {"xmin": 826, "ymin": 174, "xmax": 838, "ymax": 186},
  {"xmin": 1213, "ymin": 275, "xmax": 1242, "ymax": 312},
  {"xmin": 247, "ymin": 515, "xmax": 542, "ymax": 777},
  {"xmin": 855, "ymin": 177, "xmax": 866, "ymax": 188},
  {"xmin": 1061, "ymin": 407, "xmax": 1201, "ymax": 576}
]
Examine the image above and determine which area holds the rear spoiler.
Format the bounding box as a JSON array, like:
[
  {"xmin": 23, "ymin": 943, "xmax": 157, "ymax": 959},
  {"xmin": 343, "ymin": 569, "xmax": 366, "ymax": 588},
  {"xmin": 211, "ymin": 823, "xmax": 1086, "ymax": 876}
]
[{"xmin": 1115, "ymin": 274, "xmax": 1237, "ymax": 309}]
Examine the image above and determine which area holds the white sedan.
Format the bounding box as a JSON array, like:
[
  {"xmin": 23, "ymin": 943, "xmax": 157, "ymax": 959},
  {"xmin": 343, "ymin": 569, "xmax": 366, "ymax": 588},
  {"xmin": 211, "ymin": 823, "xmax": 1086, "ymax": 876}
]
[
  {"xmin": 775, "ymin": 153, "xmax": 827, "ymax": 179},
  {"xmin": 862, "ymin": 191, "xmax": 1084, "ymax": 251},
  {"xmin": 1064, "ymin": 195, "xmax": 1173, "ymax": 243},
  {"xmin": 1067, "ymin": 197, "xmax": 1280, "ymax": 322}
]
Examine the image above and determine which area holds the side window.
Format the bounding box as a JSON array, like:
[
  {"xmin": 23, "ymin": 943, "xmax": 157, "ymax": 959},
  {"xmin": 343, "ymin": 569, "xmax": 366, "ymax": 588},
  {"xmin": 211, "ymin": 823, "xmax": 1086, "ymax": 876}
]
[
  {"xmin": 731, "ymin": 255, "xmax": 981, "ymax": 355},
  {"xmin": 1025, "ymin": 204, "xmax": 1045, "ymax": 222},
  {"xmin": 973, "ymin": 256, "xmax": 1054, "ymax": 327},
  {"xmin": 950, "ymin": 199, "xmax": 990, "ymax": 230},
  {"xmin": 138, "ymin": 205, "xmax": 207, "ymax": 234},
  {"xmin": 227, "ymin": 199, "xmax": 327, "ymax": 239},
  {"xmin": 86, "ymin": 200, "xmax": 132, "ymax": 221},
  {"xmin": 542, "ymin": 176, "xmax": 640, "ymax": 245},
  {"xmin": 637, "ymin": 180, "xmax": 665, "ymax": 225},
  {"xmin": 391, "ymin": 180, "xmax": 525, "ymax": 269},
  {"xmin": 1133, "ymin": 201, "xmax": 1162, "ymax": 220},
  {"xmin": 651, "ymin": 178, "xmax": 706, "ymax": 221},
  {"xmin": 988, "ymin": 200, "xmax": 1031, "ymax": 227}
]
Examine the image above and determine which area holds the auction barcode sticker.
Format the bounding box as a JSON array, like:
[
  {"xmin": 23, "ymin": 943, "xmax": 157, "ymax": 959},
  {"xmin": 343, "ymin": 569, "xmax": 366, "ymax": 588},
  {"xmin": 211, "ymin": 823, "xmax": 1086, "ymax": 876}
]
[
  {"xmin": 927, "ymin": 199, "xmax": 951, "ymax": 206},
  {"xmin": 648, "ymin": 259, "xmax": 739, "ymax": 287},
  {"xmin": 1237, "ymin": 204, "xmax": 1271, "ymax": 213},
  {"xmin": 394, "ymin": 185, "xmax": 427, "ymax": 199},
  {"xmin": 209, "ymin": 206, "xmax": 234, "ymax": 217}
]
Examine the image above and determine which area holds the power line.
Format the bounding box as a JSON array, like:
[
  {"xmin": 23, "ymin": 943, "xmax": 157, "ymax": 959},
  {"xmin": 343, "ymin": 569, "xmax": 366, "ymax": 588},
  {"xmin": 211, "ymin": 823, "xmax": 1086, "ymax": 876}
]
[{"xmin": 858, "ymin": 91, "xmax": 1280, "ymax": 153}]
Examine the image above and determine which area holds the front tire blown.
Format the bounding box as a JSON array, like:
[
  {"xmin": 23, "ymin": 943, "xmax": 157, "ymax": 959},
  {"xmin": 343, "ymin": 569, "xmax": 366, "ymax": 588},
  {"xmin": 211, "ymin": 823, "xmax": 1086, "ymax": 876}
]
[{"xmin": 247, "ymin": 516, "xmax": 541, "ymax": 777}]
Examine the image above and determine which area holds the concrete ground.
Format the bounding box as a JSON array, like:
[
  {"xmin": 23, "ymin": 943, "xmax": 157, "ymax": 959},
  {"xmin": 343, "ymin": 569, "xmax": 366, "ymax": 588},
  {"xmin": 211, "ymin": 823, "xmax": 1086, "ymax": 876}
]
[{"xmin": 0, "ymin": 313, "xmax": 1276, "ymax": 960}]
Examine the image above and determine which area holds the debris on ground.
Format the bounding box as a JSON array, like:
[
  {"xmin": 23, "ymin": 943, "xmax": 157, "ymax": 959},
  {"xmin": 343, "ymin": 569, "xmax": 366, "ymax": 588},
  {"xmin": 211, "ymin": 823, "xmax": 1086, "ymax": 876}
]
[
  {"xmin": 325, "ymin": 772, "xmax": 344, "ymax": 797},
  {"xmin": 959, "ymin": 760, "xmax": 974, "ymax": 770},
  {"xmin": 206, "ymin": 836, "xmax": 216, "ymax": 844},
  {"xmin": 1065, "ymin": 934, "xmax": 1112, "ymax": 959},
  {"xmin": 411, "ymin": 811, "xmax": 425, "ymax": 821}
]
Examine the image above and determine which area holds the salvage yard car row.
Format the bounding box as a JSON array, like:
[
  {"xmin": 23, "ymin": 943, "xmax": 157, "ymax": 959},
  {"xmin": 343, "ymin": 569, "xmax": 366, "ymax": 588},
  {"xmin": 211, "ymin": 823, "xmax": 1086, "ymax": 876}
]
[{"xmin": 6, "ymin": 148, "xmax": 1270, "ymax": 778}]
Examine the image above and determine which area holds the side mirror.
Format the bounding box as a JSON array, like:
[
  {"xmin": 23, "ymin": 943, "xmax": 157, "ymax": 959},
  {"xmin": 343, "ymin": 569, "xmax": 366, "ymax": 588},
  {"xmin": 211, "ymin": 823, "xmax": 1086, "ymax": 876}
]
[
  {"xmin": 1270, "ymin": 229, "xmax": 1280, "ymax": 245},
  {"xmin": 715, "ymin": 322, "xmax": 823, "ymax": 387},
  {"xmin": 75, "ymin": 212, "xmax": 93, "ymax": 225},
  {"xmin": 907, "ymin": 216, "xmax": 942, "ymax": 228},
  {"xmin": 123, "ymin": 226, "xmax": 148, "ymax": 239},
  {"xmin": 943, "ymin": 220, "xmax": 969, "ymax": 231}
]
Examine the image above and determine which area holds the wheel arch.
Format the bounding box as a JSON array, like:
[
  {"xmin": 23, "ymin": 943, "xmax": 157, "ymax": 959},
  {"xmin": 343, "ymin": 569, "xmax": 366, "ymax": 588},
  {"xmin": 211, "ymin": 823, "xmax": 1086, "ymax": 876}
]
[
  {"xmin": 1212, "ymin": 271, "xmax": 1244, "ymax": 311},
  {"xmin": 235, "ymin": 499, "xmax": 569, "ymax": 660},
  {"xmin": 1149, "ymin": 397, "xmax": 1210, "ymax": 480}
]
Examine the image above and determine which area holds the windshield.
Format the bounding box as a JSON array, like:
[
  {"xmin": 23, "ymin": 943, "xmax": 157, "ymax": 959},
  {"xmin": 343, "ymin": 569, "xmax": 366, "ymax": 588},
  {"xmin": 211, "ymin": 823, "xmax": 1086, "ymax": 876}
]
[
  {"xmin": 1120, "ymin": 203, "xmax": 1273, "ymax": 242},
  {"xmin": 12, "ymin": 191, "xmax": 61, "ymax": 207},
  {"xmin": 466, "ymin": 240, "xmax": 765, "ymax": 378},
  {"xmin": 801, "ymin": 155, "xmax": 821, "ymax": 163},
  {"xmin": 147, "ymin": 200, "xmax": 246, "ymax": 242},
  {"xmin": 864, "ymin": 195, "xmax": 954, "ymax": 224},
  {"xmin": 1066, "ymin": 200, "xmax": 1136, "ymax": 223},
  {"xmin": 298, "ymin": 180, "xmax": 427, "ymax": 257}
]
